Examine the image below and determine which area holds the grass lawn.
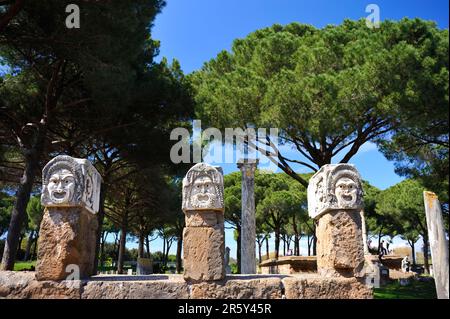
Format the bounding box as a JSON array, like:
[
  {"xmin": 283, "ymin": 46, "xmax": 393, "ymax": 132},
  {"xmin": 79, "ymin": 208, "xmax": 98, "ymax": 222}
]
[
  {"xmin": 374, "ymin": 278, "xmax": 437, "ymax": 299},
  {"xmin": 13, "ymin": 261, "xmax": 36, "ymax": 271}
]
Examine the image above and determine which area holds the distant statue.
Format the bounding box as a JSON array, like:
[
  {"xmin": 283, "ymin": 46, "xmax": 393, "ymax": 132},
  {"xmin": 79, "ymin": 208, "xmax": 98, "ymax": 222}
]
[
  {"xmin": 225, "ymin": 247, "xmax": 231, "ymax": 274},
  {"xmin": 401, "ymin": 256, "xmax": 410, "ymax": 273}
]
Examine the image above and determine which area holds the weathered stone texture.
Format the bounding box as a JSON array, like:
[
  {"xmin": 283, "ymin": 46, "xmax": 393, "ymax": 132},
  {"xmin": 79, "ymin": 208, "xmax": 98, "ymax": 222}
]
[
  {"xmin": 260, "ymin": 256, "xmax": 317, "ymax": 275},
  {"xmin": 183, "ymin": 225, "xmax": 225, "ymax": 282},
  {"xmin": 0, "ymin": 271, "xmax": 81, "ymax": 299},
  {"xmin": 1, "ymin": 272, "xmax": 372, "ymax": 299},
  {"xmin": 316, "ymin": 209, "xmax": 365, "ymax": 277},
  {"xmin": 191, "ymin": 276, "xmax": 283, "ymax": 299},
  {"xmin": 423, "ymin": 191, "xmax": 449, "ymax": 299},
  {"xmin": 35, "ymin": 207, "xmax": 98, "ymax": 281},
  {"xmin": 185, "ymin": 211, "xmax": 224, "ymax": 227},
  {"xmin": 282, "ymin": 276, "xmax": 373, "ymax": 299},
  {"xmin": 82, "ymin": 276, "xmax": 189, "ymax": 299}
]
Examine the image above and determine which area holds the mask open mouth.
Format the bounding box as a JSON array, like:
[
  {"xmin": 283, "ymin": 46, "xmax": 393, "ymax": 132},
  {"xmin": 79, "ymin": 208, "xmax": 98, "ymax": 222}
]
[
  {"xmin": 196, "ymin": 194, "xmax": 210, "ymax": 202},
  {"xmin": 52, "ymin": 191, "xmax": 67, "ymax": 200},
  {"xmin": 341, "ymin": 194, "xmax": 353, "ymax": 202}
]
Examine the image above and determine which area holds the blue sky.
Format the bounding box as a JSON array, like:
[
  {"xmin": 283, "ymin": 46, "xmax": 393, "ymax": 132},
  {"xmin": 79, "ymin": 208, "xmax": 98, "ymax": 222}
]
[
  {"xmin": 153, "ymin": 0, "xmax": 449, "ymax": 74},
  {"xmin": 145, "ymin": 0, "xmax": 450, "ymax": 260}
]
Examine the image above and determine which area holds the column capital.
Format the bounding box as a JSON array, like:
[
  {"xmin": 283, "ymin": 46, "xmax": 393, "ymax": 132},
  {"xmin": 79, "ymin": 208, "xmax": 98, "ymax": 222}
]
[{"xmin": 237, "ymin": 158, "xmax": 259, "ymax": 171}]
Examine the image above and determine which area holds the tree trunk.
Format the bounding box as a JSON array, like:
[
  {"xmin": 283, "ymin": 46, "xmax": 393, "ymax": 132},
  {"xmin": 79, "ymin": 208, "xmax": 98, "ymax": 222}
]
[
  {"xmin": 265, "ymin": 235, "xmax": 269, "ymax": 260},
  {"xmin": 377, "ymin": 228, "xmax": 383, "ymax": 254},
  {"xmin": 17, "ymin": 233, "xmax": 24, "ymax": 258},
  {"xmin": 408, "ymin": 239, "xmax": 417, "ymax": 266},
  {"xmin": 176, "ymin": 233, "xmax": 182, "ymax": 274},
  {"xmin": 282, "ymin": 235, "xmax": 286, "ymax": 256},
  {"xmin": 257, "ymin": 240, "xmax": 262, "ymax": 264},
  {"xmin": 164, "ymin": 238, "xmax": 171, "ymax": 267},
  {"xmin": 292, "ymin": 214, "xmax": 299, "ymax": 256},
  {"xmin": 146, "ymin": 235, "xmax": 150, "ymax": 258},
  {"xmin": 99, "ymin": 231, "xmax": 107, "ymax": 269},
  {"xmin": 422, "ymin": 233, "xmax": 430, "ymax": 274},
  {"xmin": 31, "ymin": 234, "xmax": 38, "ymax": 260},
  {"xmin": 307, "ymin": 234, "xmax": 311, "ymax": 256},
  {"xmin": 312, "ymin": 223, "xmax": 317, "ymax": 256},
  {"xmin": 1, "ymin": 147, "xmax": 42, "ymax": 270},
  {"xmin": 138, "ymin": 233, "xmax": 145, "ymax": 258},
  {"xmin": 236, "ymin": 226, "xmax": 241, "ymax": 274},
  {"xmin": 24, "ymin": 230, "xmax": 35, "ymax": 261},
  {"xmin": 117, "ymin": 214, "xmax": 128, "ymax": 274},
  {"xmin": 286, "ymin": 237, "xmax": 291, "ymax": 253},
  {"xmin": 274, "ymin": 229, "xmax": 280, "ymax": 259},
  {"xmin": 161, "ymin": 235, "xmax": 166, "ymax": 266},
  {"xmin": 113, "ymin": 233, "xmax": 118, "ymax": 259}
]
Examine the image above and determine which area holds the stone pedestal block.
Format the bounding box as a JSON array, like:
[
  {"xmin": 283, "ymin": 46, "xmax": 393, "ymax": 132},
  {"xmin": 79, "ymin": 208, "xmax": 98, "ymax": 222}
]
[
  {"xmin": 137, "ymin": 258, "xmax": 153, "ymax": 275},
  {"xmin": 308, "ymin": 164, "xmax": 366, "ymax": 278},
  {"xmin": 36, "ymin": 155, "xmax": 101, "ymax": 281},
  {"xmin": 185, "ymin": 211, "xmax": 224, "ymax": 227},
  {"xmin": 183, "ymin": 225, "xmax": 225, "ymax": 282},
  {"xmin": 182, "ymin": 163, "xmax": 225, "ymax": 282},
  {"xmin": 316, "ymin": 209, "xmax": 365, "ymax": 277},
  {"xmin": 36, "ymin": 207, "xmax": 98, "ymax": 281}
]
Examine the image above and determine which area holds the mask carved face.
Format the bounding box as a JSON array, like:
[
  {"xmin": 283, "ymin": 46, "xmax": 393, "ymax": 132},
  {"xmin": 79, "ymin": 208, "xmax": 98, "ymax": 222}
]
[
  {"xmin": 85, "ymin": 175, "xmax": 93, "ymax": 206},
  {"xmin": 190, "ymin": 175, "xmax": 217, "ymax": 209},
  {"xmin": 335, "ymin": 177, "xmax": 358, "ymax": 207},
  {"xmin": 316, "ymin": 178, "xmax": 324, "ymax": 203},
  {"xmin": 47, "ymin": 169, "xmax": 76, "ymax": 204}
]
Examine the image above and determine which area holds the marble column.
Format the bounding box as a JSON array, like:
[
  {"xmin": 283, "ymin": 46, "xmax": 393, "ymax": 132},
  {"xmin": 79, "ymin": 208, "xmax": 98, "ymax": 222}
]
[
  {"xmin": 307, "ymin": 164, "xmax": 365, "ymax": 278},
  {"xmin": 238, "ymin": 159, "xmax": 258, "ymax": 274},
  {"xmin": 423, "ymin": 191, "xmax": 449, "ymax": 299},
  {"xmin": 36, "ymin": 155, "xmax": 101, "ymax": 281},
  {"xmin": 360, "ymin": 209, "xmax": 369, "ymax": 255}
]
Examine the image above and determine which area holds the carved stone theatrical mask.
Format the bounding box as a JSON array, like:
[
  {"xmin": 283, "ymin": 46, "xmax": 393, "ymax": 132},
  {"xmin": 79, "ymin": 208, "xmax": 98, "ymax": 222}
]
[
  {"xmin": 334, "ymin": 177, "xmax": 359, "ymax": 208},
  {"xmin": 41, "ymin": 155, "xmax": 101, "ymax": 213},
  {"xmin": 47, "ymin": 168, "xmax": 76, "ymax": 204},
  {"xmin": 182, "ymin": 163, "xmax": 224, "ymax": 212},
  {"xmin": 308, "ymin": 164, "xmax": 363, "ymax": 219}
]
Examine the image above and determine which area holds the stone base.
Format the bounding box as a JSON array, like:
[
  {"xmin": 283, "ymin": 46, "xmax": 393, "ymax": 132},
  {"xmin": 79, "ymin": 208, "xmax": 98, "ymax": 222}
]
[
  {"xmin": 282, "ymin": 275, "xmax": 372, "ymax": 299},
  {"xmin": 136, "ymin": 258, "xmax": 153, "ymax": 275},
  {"xmin": 316, "ymin": 210, "xmax": 365, "ymax": 277},
  {"xmin": 0, "ymin": 272, "xmax": 373, "ymax": 299},
  {"xmin": 183, "ymin": 225, "xmax": 225, "ymax": 282},
  {"xmin": 260, "ymin": 256, "xmax": 317, "ymax": 274},
  {"xmin": 35, "ymin": 207, "xmax": 98, "ymax": 281}
]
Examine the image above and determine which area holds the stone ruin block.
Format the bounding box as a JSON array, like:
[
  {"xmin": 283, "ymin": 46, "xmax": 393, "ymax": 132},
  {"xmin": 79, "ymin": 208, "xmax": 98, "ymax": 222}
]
[
  {"xmin": 307, "ymin": 164, "xmax": 365, "ymax": 278},
  {"xmin": 182, "ymin": 163, "xmax": 225, "ymax": 282},
  {"xmin": 183, "ymin": 225, "xmax": 225, "ymax": 282},
  {"xmin": 36, "ymin": 155, "xmax": 101, "ymax": 281}
]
